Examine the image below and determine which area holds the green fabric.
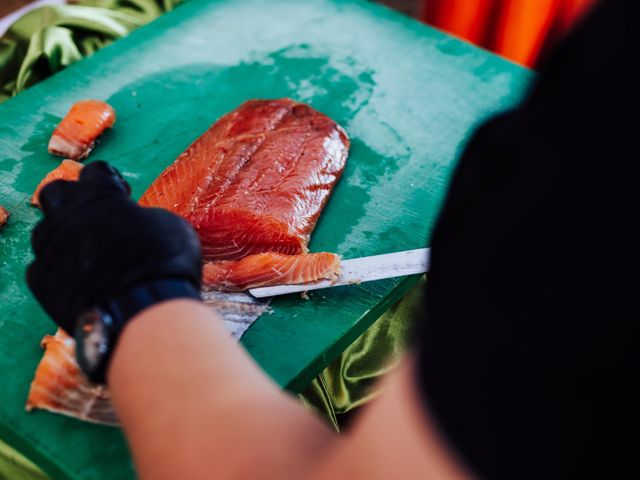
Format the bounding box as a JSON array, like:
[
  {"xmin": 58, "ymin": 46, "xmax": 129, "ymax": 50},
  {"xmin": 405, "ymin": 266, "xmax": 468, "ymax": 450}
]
[
  {"xmin": 0, "ymin": 439, "xmax": 48, "ymax": 480},
  {"xmin": 0, "ymin": 0, "xmax": 183, "ymax": 102},
  {"xmin": 299, "ymin": 279, "xmax": 424, "ymax": 430}
]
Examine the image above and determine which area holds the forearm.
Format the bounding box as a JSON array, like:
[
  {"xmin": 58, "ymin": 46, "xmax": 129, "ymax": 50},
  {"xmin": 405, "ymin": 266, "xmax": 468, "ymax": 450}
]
[{"xmin": 108, "ymin": 299, "xmax": 335, "ymax": 480}]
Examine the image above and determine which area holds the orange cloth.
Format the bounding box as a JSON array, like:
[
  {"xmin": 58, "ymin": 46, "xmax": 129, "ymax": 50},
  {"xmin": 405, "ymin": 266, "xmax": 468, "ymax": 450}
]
[{"xmin": 421, "ymin": 0, "xmax": 594, "ymax": 67}]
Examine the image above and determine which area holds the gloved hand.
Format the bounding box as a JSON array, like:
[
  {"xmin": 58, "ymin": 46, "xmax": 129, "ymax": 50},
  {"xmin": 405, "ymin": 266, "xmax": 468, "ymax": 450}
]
[{"xmin": 27, "ymin": 161, "xmax": 202, "ymax": 335}]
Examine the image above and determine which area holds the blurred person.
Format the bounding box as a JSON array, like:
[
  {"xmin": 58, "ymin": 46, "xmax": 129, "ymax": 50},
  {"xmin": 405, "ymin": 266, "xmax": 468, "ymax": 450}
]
[{"xmin": 27, "ymin": 0, "xmax": 638, "ymax": 478}]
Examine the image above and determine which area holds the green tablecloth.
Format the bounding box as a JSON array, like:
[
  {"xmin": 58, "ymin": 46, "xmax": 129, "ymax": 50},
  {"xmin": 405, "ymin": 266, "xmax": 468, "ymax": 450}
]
[
  {"xmin": 0, "ymin": 1, "xmax": 421, "ymax": 476},
  {"xmin": 300, "ymin": 280, "xmax": 422, "ymax": 429},
  {"xmin": 0, "ymin": 439, "xmax": 48, "ymax": 480}
]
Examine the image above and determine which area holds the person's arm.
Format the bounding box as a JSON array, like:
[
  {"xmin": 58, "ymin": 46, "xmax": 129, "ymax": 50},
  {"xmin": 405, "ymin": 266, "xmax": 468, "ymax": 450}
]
[{"xmin": 109, "ymin": 298, "xmax": 469, "ymax": 480}]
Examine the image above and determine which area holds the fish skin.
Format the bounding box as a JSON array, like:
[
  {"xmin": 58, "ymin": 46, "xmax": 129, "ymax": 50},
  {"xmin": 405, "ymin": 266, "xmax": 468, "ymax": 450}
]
[
  {"xmin": 48, "ymin": 100, "xmax": 116, "ymax": 161},
  {"xmin": 140, "ymin": 99, "xmax": 350, "ymax": 261},
  {"xmin": 202, "ymin": 252, "xmax": 341, "ymax": 292},
  {"xmin": 0, "ymin": 205, "xmax": 9, "ymax": 229},
  {"xmin": 31, "ymin": 159, "xmax": 84, "ymax": 207}
]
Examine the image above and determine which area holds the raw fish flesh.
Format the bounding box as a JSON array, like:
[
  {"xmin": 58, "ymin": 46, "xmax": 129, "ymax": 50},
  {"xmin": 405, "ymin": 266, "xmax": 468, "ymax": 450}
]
[
  {"xmin": 48, "ymin": 100, "xmax": 116, "ymax": 160},
  {"xmin": 139, "ymin": 99, "xmax": 349, "ymax": 261},
  {"xmin": 0, "ymin": 205, "xmax": 8, "ymax": 229},
  {"xmin": 203, "ymin": 252, "xmax": 341, "ymax": 292},
  {"xmin": 26, "ymin": 329, "xmax": 117, "ymax": 425},
  {"xmin": 31, "ymin": 159, "xmax": 83, "ymax": 207}
]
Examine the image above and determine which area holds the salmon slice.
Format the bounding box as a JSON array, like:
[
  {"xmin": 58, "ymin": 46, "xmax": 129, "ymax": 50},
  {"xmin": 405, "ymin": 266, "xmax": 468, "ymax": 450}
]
[
  {"xmin": 0, "ymin": 205, "xmax": 8, "ymax": 229},
  {"xmin": 48, "ymin": 100, "xmax": 116, "ymax": 160},
  {"xmin": 31, "ymin": 159, "xmax": 84, "ymax": 207},
  {"xmin": 202, "ymin": 252, "xmax": 341, "ymax": 292},
  {"xmin": 139, "ymin": 99, "xmax": 350, "ymax": 261},
  {"xmin": 25, "ymin": 329, "xmax": 117, "ymax": 425}
]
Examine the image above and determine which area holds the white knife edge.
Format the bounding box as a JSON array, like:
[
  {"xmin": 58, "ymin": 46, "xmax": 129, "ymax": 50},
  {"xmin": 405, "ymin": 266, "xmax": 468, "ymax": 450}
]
[{"xmin": 249, "ymin": 248, "xmax": 430, "ymax": 298}]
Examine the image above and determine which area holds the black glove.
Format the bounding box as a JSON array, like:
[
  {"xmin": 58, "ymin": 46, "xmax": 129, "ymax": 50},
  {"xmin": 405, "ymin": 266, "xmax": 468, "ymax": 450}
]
[{"xmin": 27, "ymin": 161, "xmax": 202, "ymax": 336}]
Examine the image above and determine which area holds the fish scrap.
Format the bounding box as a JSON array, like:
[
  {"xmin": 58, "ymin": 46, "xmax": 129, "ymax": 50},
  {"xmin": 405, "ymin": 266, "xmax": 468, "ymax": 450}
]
[
  {"xmin": 48, "ymin": 100, "xmax": 115, "ymax": 160},
  {"xmin": 202, "ymin": 252, "xmax": 341, "ymax": 292},
  {"xmin": 31, "ymin": 159, "xmax": 84, "ymax": 207},
  {"xmin": 26, "ymin": 329, "xmax": 117, "ymax": 425},
  {"xmin": 0, "ymin": 205, "xmax": 9, "ymax": 229}
]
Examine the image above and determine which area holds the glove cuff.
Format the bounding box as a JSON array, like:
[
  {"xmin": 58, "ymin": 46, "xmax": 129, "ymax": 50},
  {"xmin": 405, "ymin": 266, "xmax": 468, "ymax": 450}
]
[{"xmin": 75, "ymin": 278, "xmax": 201, "ymax": 383}]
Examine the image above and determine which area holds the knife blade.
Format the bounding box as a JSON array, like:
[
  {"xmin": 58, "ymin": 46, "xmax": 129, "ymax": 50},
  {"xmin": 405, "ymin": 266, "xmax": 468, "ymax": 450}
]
[{"xmin": 248, "ymin": 248, "xmax": 430, "ymax": 298}]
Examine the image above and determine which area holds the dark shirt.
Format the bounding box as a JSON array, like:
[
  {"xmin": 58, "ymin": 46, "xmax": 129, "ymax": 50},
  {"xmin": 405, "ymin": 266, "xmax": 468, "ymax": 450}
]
[{"xmin": 417, "ymin": 1, "xmax": 639, "ymax": 478}]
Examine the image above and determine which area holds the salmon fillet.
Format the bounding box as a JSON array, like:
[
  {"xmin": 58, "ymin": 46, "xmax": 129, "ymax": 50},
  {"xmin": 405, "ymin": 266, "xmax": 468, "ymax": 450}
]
[
  {"xmin": 31, "ymin": 159, "xmax": 84, "ymax": 207},
  {"xmin": 139, "ymin": 99, "xmax": 350, "ymax": 261},
  {"xmin": 25, "ymin": 329, "xmax": 117, "ymax": 425},
  {"xmin": 203, "ymin": 252, "xmax": 341, "ymax": 292},
  {"xmin": 48, "ymin": 100, "xmax": 116, "ymax": 160},
  {"xmin": 0, "ymin": 205, "xmax": 8, "ymax": 229}
]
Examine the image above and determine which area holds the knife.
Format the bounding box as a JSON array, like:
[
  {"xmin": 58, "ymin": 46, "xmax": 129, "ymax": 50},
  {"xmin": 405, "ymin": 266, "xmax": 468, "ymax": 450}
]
[{"xmin": 248, "ymin": 248, "xmax": 430, "ymax": 298}]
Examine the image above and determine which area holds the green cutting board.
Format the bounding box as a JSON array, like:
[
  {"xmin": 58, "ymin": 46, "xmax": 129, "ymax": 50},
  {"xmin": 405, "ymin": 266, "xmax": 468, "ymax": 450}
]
[{"xmin": 0, "ymin": 0, "xmax": 530, "ymax": 477}]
